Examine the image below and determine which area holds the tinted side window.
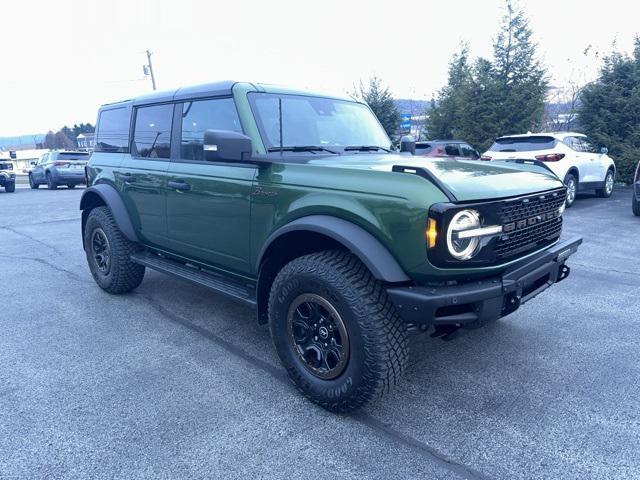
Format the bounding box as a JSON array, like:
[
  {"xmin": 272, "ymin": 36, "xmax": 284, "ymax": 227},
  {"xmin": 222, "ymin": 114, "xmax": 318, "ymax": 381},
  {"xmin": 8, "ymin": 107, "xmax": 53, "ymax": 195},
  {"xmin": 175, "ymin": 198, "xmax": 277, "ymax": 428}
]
[
  {"xmin": 460, "ymin": 144, "xmax": 478, "ymax": 158},
  {"xmin": 96, "ymin": 107, "xmax": 131, "ymax": 153},
  {"xmin": 444, "ymin": 144, "xmax": 461, "ymax": 156},
  {"xmin": 133, "ymin": 104, "xmax": 173, "ymax": 159},
  {"xmin": 181, "ymin": 98, "xmax": 242, "ymax": 160},
  {"xmin": 580, "ymin": 137, "xmax": 598, "ymax": 153}
]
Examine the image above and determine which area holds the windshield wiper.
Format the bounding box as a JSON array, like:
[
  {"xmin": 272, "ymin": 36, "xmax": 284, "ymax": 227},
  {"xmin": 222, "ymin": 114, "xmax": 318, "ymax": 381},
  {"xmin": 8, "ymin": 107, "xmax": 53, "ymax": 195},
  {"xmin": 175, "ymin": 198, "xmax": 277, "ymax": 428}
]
[
  {"xmin": 343, "ymin": 145, "xmax": 392, "ymax": 153},
  {"xmin": 268, "ymin": 145, "xmax": 339, "ymax": 154}
]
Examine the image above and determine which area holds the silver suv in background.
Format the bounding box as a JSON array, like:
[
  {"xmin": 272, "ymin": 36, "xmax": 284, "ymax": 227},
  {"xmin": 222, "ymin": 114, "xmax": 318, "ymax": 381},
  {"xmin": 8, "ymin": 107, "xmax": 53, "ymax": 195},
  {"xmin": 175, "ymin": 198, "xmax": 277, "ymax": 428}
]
[{"xmin": 29, "ymin": 151, "xmax": 90, "ymax": 190}]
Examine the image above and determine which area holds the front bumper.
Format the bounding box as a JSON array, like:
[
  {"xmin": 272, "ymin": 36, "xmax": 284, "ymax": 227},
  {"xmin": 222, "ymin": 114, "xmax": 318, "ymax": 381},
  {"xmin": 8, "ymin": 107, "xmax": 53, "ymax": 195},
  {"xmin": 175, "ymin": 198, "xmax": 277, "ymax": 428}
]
[{"xmin": 387, "ymin": 236, "xmax": 582, "ymax": 327}]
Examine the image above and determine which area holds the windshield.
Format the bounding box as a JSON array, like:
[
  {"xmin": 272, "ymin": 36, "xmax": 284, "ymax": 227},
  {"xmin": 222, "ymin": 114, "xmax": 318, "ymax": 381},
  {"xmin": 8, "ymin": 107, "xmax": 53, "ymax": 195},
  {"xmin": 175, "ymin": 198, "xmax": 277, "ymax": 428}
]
[
  {"xmin": 489, "ymin": 136, "xmax": 557, "ymax": 152},
  {"xmin": 0, "ymin": 162, "xmax": 13, "ymax": 170},
  {"xmin": 248, "ymin": 92, "xmax": 391, "ymax": 153}
]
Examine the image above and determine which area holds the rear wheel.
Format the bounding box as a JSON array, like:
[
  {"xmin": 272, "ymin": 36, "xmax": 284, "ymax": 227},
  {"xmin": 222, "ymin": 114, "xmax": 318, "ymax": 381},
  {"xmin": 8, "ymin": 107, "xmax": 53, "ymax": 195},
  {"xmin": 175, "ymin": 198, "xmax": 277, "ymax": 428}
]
[
  {"xmin": 268, "ymin": 250, "xmax": 408, "ymax": 413},
  {"xmin": 633, "ymin": 194, "xmax": 640, "ymax": 217},
  {"xmin": 46, "ymin": 173, "xmax": 57, "ymax": 190},
  {"xmin": 596, "ymin": 170, "xmax": 615, "ymax": 198},
  {"xmin": 28, "ymin": 174, "xmax": 38, "ymax": 189},
  {"xmin": 4, "ymin": 182, "xmax": 15, "ymax": 193},
  {"xmin": 84, "ymin": 206, "xmax": 145, "ymax": 294},
  {"xmin": 564, "ymin": 173, "xmax": 577, "ymax": 208}
]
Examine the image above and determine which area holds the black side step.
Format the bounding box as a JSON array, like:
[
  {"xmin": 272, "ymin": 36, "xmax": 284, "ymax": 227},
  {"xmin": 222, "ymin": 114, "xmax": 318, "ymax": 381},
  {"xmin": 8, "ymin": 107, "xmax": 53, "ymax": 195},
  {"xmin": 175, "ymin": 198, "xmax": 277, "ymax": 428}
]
[{"xmin": 130, "ymin": 251, "xmax": 256, "ymax": 307}]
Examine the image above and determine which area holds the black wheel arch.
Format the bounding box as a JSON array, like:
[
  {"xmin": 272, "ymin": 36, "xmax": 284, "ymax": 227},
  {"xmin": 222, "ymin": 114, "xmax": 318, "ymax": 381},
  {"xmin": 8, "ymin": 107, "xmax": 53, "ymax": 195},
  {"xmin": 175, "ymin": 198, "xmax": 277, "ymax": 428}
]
[
  {"xmin": 255, "ymin": 215, "xmax": 410, "ymax": 324},
  {"xmin": 566, "ymin": 167, "xmax": 579, "ymax": 183},
  {"xmin": 80, "ymin": 184, "xmax": 139, "ymax": 247}
]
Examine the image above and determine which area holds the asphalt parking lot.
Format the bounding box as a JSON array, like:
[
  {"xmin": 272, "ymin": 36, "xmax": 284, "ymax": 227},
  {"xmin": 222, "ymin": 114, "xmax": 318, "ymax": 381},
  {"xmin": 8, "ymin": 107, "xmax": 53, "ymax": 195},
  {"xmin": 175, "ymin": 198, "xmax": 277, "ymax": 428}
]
[{"xmin": 1, "ymin": 185, "xmax": 638, "ymax": 480}]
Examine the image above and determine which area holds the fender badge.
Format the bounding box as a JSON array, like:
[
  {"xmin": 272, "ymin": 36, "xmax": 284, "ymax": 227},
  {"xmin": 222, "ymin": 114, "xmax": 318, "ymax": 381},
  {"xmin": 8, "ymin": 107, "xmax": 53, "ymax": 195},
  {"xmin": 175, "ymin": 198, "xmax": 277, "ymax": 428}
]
[{"xmin": 251, "ymin": 186, "xmax": 278, "ymax": 198}]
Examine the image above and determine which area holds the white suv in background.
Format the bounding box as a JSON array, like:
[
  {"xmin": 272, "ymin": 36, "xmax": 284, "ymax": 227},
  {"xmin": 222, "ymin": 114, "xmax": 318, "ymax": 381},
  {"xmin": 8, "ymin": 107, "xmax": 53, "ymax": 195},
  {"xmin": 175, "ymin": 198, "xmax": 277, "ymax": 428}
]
[{"xmin": 481, "ymin": 132, "xmax": 616, "ymax": 207}]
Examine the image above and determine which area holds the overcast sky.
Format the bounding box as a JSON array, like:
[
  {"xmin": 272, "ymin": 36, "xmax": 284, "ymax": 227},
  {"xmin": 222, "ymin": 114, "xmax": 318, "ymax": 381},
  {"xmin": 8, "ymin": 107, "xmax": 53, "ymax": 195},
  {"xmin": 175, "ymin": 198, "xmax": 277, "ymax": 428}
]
[{"xmin": 1, "ymin": 0, "xmax": 637, "ymax": 137}]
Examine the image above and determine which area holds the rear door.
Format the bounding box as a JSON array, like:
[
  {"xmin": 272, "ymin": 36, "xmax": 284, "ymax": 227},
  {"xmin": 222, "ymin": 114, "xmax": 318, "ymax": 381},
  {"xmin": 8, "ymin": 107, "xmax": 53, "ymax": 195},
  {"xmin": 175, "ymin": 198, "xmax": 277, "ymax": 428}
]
[
  {"xmin": 119, "ymin": 103, "xmax": 174, "ymax": 248},
  {"xmin": 568, "ymin": 136, "xmax": 598, "ymax": 182},
  {"xmin": 580, "ymin": 136, "xmax": 608, "ymax": 181},
  {"xmin": 166, "ymin": 97, "xmax": 256, "ymax": 274}
]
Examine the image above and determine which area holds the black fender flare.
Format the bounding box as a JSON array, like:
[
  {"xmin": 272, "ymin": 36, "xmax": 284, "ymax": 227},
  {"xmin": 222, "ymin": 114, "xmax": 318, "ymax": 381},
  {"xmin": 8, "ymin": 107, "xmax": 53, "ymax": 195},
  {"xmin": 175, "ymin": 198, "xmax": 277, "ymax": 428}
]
[
  {"xmin": 257, "ymin": 215, "xmax": 410, "ymax": 283},
  {"xmin": 79, "ymin": 184, "xmax": 139, "ymax": 243}
]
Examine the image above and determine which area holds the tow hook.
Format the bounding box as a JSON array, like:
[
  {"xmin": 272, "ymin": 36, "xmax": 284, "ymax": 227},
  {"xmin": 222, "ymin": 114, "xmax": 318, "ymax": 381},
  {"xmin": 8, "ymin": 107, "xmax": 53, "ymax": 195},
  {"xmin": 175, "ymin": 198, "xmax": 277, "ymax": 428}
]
[{"xmin": 557, "ymin": 264, "xmax": 570, "ymax": 282}]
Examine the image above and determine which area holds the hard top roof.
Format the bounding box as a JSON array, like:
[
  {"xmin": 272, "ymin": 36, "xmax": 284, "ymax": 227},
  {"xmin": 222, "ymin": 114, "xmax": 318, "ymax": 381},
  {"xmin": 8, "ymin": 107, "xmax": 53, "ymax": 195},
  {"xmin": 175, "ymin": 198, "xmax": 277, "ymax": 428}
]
[{"xmin": 100, "ymin": 81, "xmax": 356, "ymax": 109}]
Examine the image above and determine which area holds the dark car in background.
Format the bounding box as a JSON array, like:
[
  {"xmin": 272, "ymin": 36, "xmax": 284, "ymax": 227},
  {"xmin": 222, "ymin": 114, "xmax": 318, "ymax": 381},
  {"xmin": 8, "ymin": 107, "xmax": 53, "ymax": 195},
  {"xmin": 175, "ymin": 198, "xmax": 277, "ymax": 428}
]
[
  {"xmin": 414, "ymin": 140, "xmax": 480, "ymax": 160},
  {"xmin": 633, "ymin": 160, "xmax": 640, "ymax": 216},
  {"xmin": 29, "ymin": 151, "xmax": 90, "ymax": 190}
]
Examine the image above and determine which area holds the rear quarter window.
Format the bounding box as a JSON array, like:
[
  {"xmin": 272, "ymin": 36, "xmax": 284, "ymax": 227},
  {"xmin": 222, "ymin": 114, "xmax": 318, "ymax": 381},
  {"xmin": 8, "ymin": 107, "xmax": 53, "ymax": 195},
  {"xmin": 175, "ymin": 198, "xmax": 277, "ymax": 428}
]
[
  {"xmin": 489, "ymin": 136, "xmax": 557, "ymax": 152},
  {"xmin": 95, "ymin": 107, "xmax": 131, "ymax": 153}
]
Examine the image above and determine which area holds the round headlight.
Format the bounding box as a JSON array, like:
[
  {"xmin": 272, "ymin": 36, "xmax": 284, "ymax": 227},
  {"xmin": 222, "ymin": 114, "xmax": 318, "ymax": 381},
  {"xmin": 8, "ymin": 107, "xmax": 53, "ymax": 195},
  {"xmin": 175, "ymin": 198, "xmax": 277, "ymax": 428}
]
[{"xmin": 447, "ymin": 209, "xmax": 481, "ymax": 260}]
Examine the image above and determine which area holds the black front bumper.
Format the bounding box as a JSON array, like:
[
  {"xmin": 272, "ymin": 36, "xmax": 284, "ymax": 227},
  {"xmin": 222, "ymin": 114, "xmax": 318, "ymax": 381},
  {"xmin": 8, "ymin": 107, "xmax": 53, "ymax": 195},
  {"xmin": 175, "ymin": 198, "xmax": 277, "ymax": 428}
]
[{"xmin": 387, "ymin": 237, "xmax": 582, "ymax": 327}]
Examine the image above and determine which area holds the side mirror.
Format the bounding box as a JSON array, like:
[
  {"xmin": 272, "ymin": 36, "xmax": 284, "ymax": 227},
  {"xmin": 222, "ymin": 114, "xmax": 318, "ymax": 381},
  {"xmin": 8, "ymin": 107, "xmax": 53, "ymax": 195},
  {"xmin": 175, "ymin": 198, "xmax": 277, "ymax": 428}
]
[
  {"xmin": 203, "ymin": 130, "xmax": 253, "ymax": 163},
  {"xmin": 600, "ymin": 147, "xmax": 608, "ymax": 155},
  {"xmin": 399, "ymin": 135, "xmax": 416, "ymax": 155}
]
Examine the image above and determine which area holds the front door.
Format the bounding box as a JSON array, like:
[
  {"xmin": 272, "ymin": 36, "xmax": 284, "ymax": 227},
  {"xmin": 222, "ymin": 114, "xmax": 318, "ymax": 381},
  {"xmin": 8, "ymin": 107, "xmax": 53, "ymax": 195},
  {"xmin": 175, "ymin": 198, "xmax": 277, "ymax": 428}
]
[
  {"xmin": 165, "ymin": 97, "xmax": 256, "ymax": 275},
  {"xmin": 118, "ymin": 103, "xmax": 174, "ymax": 249}
]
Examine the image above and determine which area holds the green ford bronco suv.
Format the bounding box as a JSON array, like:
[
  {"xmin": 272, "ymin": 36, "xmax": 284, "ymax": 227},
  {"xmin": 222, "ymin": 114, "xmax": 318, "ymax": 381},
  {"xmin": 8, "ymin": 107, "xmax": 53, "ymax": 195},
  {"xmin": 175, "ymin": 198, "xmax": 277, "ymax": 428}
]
[{"xmin": 81, "ymin": 81, "xmax": 582, "ymax": 412}]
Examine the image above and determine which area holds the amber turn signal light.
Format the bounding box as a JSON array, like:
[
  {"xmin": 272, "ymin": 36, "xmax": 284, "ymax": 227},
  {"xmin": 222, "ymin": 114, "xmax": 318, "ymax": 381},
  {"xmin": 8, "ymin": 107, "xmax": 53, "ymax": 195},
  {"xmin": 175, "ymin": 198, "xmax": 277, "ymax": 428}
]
[{"xmin": 427, "ymin": 218, "xmax": 438, "ymax": 248}]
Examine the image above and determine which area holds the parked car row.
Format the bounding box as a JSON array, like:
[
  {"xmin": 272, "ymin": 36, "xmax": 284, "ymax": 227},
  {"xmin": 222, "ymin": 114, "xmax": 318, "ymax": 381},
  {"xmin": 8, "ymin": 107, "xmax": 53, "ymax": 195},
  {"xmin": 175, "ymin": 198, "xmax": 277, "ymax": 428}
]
[{"xmin": 411, "ymin": 131, "xmax": 619, "ymax": 209}]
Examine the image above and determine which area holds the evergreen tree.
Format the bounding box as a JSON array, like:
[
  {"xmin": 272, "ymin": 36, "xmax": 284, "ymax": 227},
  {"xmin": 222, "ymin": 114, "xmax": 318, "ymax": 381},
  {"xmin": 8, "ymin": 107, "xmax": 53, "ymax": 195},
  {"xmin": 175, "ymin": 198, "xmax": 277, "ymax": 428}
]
[
  {"xmin": 353, "ymin": 77, "xmax": 400, "ymax": 138},
  {"xmin": 578, "ymin": 38, "xmax": 640, "ymax": 183},
  {"xmin": 426, "ymin": 0, "xmax": 547, "ymax": 150}
]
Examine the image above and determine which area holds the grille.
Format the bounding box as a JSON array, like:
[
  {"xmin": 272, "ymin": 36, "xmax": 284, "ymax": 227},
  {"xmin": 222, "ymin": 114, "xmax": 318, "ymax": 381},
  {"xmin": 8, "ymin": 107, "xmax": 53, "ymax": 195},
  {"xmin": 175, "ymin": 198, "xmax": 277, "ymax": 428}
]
[{"xmin": 494, "ymin": 189, "xmax": 565, "ymax": 259}]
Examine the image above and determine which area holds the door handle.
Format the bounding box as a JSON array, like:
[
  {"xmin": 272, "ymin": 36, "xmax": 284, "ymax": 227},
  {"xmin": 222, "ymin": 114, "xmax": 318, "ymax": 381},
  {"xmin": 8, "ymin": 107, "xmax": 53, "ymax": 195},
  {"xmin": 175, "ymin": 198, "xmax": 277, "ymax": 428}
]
[
  {"xmin": 120, "ymin": 174, "xmax": 136, "ymax": 183},
  {"xmin": 168, "ymin": 181, "xmax": 191, "ymax": 191}
]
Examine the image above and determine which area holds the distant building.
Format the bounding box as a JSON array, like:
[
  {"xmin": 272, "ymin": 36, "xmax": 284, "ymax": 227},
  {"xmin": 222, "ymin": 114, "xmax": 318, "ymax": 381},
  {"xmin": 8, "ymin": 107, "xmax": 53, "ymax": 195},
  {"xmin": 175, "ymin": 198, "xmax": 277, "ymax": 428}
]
[{"xmin": 77, "ymin": 134, "xmax": 95, "ymax": 151}]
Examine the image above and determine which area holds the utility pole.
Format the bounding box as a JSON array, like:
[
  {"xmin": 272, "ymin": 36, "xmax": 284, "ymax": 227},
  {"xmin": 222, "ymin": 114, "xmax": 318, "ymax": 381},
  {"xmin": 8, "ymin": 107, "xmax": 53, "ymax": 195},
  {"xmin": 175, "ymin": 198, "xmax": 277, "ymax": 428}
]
[{"xmin": 145, "ymin": 49, "xmax": 157, "ymax": 91}]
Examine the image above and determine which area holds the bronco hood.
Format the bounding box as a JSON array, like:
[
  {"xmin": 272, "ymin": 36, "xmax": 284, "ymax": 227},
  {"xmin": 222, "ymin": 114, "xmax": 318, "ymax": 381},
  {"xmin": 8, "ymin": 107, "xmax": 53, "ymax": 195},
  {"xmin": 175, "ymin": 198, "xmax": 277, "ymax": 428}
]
[{"xmin": 307, "ymin": 154, "xmax": 564, "ymax": 202}]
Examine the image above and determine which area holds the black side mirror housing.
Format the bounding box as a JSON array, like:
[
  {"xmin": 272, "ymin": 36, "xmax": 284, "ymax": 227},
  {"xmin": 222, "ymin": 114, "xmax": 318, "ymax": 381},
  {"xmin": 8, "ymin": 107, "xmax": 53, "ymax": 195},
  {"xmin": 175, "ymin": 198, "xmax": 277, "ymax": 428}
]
[
  {"xmin": 600, "ymin": 147, "xmax": 608, "ymax": 155},
  {"xmin": 203, "ymin": 130, "xmax": 253, "ymax": 163},
  {"xmin": 399, "ymin": 135, "xmax": 416, "ymax": 155}
]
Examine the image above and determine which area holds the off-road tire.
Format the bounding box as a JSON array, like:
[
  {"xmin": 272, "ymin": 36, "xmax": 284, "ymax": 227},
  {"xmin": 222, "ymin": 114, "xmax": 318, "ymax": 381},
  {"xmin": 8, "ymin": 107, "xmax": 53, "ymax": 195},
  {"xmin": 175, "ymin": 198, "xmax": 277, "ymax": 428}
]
[
  {"xmin": 633, "ymin": 194, "xmax": 640, "ymax": 217},
  {"xmin": 4, "ymin": 182, "xmax": 15, "ymax": 193},
  {"xmin": 29, "ymin": 174, "xmax": 38, "ymax": 189},
  {"xmin": 564, "ymin": 173, "xmax": 577, "ymax": 208},
  {"xmin": 46, "ymin": 173, "xmax": 57, "ymax": 190},
  {"xmin": 596, "ymin": 170, "xmax": 615, "ymax": 198},
  {"xmin": 268, "ymin": 250, "xmax": 409, "ymax": 413},
  {"xmin": 84, "ymin": 206, "xmax": 145, "ymax": 294}
]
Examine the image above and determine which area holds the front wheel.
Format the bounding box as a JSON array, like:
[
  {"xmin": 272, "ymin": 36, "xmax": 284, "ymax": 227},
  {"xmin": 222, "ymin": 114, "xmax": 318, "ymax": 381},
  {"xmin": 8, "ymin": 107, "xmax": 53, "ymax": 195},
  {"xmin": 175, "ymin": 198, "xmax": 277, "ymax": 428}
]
[
  {"xmin": 84, "ymin": 206, "xmax": 145, "ymax": 294},
  {"xmin": 268, "ymin": 251, "xmax": 409, "ymax": 413},
  {"xmin": 564, "ymin": 173, "xmax": 577, "ymax": 208},
  {"xmin": 28, "ymin": 174, "xmax": 38, "ymax": 189},
  {"xmin": 596, "ymin": 170, "xmax": 615, "ymax": 198},
  {"xmin": 633, "ymin": 194, "xmax": 640, "ymax": 217}
]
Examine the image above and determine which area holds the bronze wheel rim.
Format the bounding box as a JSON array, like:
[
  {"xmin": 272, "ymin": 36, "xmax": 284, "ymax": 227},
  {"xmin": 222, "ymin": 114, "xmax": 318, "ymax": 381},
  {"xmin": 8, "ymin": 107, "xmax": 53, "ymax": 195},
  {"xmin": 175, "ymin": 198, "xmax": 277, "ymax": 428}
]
[{"xmin": 287, "ymin": 293, "xmax": 350, "ymax": 380}]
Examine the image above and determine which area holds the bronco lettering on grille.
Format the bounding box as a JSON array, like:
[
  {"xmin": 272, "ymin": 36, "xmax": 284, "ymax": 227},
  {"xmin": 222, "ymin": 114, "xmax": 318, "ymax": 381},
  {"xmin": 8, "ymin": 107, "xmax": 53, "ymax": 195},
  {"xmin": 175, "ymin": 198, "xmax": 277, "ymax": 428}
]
[{"xmin": 502, "ymin": 211, "xmax": 559, "ymax": 233}]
